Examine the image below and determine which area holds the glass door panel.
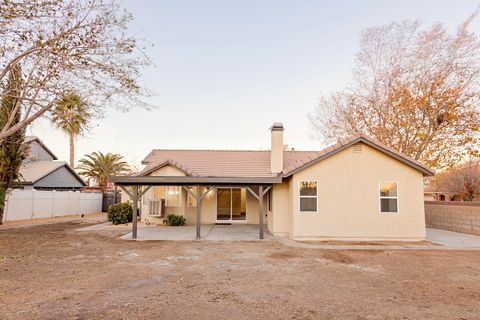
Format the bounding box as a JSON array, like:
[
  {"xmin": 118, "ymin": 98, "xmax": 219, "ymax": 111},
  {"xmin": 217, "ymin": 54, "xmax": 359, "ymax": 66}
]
[
  {"xmin": 217, "ymin": 188, "xmax": 231, "ymax": 220},
  {"xmin": 231, "ymin": 188, "xmax": 244, "ymax": 220}
]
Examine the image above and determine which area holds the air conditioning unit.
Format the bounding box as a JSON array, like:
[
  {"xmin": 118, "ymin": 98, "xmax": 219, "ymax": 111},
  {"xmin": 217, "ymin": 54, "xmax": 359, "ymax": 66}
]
[{"xmin": 149, "ymin": 199, "xmax": 165, "ymax": 217}]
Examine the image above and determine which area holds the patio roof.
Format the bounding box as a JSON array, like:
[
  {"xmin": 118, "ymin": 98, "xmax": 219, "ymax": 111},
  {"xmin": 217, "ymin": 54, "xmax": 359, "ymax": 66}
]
[{"xmin": 109, "ymin": 175, "xmax": 282, "ymax": 186}]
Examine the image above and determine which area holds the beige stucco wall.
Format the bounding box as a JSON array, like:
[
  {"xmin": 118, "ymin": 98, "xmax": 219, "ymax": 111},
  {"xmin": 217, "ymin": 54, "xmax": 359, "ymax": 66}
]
[
  {"xmin": 289, "ymin": 143, "xmax": 426, "ymax": 240},
  {"xmin": 268, "ymin": 182, "xmax": 290, "ymax": 236}
]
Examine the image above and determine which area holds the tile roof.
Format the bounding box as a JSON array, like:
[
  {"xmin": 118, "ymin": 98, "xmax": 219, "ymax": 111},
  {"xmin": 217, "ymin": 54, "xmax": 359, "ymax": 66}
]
[
  {"xmin": 138, "ymin": 150, "xmax": 320, "ymax": 177},
  {"xmin": 138, "ymin": 133, "xmax": 435, "ymax": 178}
]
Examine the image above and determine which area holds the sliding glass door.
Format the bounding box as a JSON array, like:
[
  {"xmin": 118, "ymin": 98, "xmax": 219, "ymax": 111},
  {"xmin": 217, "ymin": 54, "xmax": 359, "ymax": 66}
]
[{"xmin": 217, "ymin": 188, "xmax": 246, "ymax": 222}]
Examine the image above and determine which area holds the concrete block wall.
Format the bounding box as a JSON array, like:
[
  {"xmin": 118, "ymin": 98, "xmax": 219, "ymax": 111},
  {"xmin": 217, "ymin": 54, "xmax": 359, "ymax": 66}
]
[{"xmin": 425, "ymin": 201, "xmax": 480, "ymax": 236}]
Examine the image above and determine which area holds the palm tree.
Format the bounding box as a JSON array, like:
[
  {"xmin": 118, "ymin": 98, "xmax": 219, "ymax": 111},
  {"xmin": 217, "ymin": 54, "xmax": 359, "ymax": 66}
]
[
  {"xmin": 51, "ymin": 93, "xmax": 90, "ymax": 167},
  {"xmin": 76, "ymin": 151, "xmax": 130, "ymax": 193}
]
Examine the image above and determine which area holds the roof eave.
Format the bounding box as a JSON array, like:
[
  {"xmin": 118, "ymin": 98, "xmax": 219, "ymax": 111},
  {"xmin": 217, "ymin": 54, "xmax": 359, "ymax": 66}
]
[{"xmin": 110, "ymin": 176, "xmax": 282, "ymax": 186}]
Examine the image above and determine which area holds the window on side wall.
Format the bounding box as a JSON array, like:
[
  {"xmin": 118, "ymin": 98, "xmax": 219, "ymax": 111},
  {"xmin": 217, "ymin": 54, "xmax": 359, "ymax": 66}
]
[
  {"xmin": 379, "ymin": 182, "xmax": 398, "ymax": 213},
  {"xmin": 187, "ymin": 186, "xmax": 196, "ymax": 207},
  {"xmin": 164, "ymin": 186, "xmax": 182, "ymax": 207},
  {"xmin": 299, "ymin": 181, "xmax": 317, "ymax": 212}
]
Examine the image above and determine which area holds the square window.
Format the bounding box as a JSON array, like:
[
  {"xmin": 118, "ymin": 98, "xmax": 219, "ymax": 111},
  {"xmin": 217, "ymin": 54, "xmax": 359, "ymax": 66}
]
[
  {"xmin": 299, "ymin": 181, "xmax": 318, "ymax": 212},
  {"xmin": 379, "ymin": 182, "xmax": 398, "ymax": 213}
]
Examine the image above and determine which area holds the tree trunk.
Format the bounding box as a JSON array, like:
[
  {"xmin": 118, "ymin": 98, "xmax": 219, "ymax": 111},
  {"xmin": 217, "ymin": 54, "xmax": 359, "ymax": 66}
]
[
  {"xmin": 0, "ymin": 185, "xmax": 7, "ymax": 225},
  {"xmin": 69, "ymin": 132, "xmax": 74, "ymax": 168}
]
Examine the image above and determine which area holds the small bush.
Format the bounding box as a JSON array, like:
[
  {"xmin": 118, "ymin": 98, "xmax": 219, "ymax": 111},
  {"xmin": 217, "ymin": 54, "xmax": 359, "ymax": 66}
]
[
  {"xmin": 107, "ymin": 202, "xmax": 133, "ymax": 225},
  {"xmin": 163, "ymin": 214, "xmax": 186, "ymax": 226}
]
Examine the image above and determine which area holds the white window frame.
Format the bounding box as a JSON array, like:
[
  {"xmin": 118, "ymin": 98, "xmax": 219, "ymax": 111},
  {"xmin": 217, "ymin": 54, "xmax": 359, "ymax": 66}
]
[
  {"xmin": 379, "ymin": 182, "xmax": 399, "ymax": 213},
  {"xmin": 298, "ymin": 180, "xmax": 318, "ymax": 213}
]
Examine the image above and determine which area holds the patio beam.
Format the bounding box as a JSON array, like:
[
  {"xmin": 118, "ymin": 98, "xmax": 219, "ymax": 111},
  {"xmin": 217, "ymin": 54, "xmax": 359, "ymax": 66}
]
[
  {"xmin": 110, "ymin": 176, "xmax": 282, "ymax": 186},
  {"xmin": 138, "ymin": 185, "xmax": 152, "ymax": 198},
  {"xmin": 201, "ymin": 186, "xmax": 214, "ymax": 200},
  {"xmin": 182, "ymin": 186, "xmax": 195, "ymax": 198},
  {"xmin": 246, "ymin": 186, "xmax": 259, "ymax": 200},
  {"xmin": 118, "ymin": 185, "xmax": 133, "ymax": 199}
]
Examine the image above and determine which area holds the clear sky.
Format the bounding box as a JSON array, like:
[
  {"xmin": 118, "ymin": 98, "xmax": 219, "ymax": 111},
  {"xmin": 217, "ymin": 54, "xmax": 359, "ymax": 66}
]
[{"xmin": 29, "ymin": 0, "xmax": 480, "ymax": 168}]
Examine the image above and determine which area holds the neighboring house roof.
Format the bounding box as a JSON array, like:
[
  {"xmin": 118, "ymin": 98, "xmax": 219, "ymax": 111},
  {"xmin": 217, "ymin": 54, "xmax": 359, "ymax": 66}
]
[
  {"xmin": 18, "ymin": 161, "xmax": 86, "ymax": 186},
  {"xmin": 139, "ymin": 134, "xmax": 435, "ymax": 178},
  {"xmin": 24, "ymin": 136, "xmax": 58, "ymax": 160}
]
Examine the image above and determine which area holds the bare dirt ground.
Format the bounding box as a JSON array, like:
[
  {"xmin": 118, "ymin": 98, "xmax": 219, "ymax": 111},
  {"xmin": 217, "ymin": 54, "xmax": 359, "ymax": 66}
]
[{"xmin": 1, "ymin": 221, "xmax": 480, "ymax": 320}]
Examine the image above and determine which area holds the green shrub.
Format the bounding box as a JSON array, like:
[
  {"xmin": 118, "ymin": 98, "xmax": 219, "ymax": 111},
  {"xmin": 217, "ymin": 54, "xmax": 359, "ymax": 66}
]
[
  {"xmin": 163, "ymin": 214, "xmax": 186, "ymax": 226},
  {"xmin": 107, "ymin": 202, "xmax": 133, "ymax": 225}
]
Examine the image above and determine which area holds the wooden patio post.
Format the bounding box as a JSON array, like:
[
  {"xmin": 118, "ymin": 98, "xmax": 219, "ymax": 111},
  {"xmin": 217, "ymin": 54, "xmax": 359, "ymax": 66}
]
[
  {"xmin": 132, "ymin": 186, "xmax": 138, "ymax": 239},
  {"xmin": 259, "ymin": 186, "xmax": 264, "ymax": 240},
  {"xmin": 196, "ymin": 185, "xmax": 201, "ymax": 240}
]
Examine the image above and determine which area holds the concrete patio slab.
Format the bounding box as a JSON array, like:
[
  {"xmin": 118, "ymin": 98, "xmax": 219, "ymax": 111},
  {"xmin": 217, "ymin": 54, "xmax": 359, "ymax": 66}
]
[
  {"xmin": 119, "ymin": 224, "xmax": 273, "ymax": 241},
  {"xmin": 426, "ymin": 228, "xmax": 480, "ymax": 248}
]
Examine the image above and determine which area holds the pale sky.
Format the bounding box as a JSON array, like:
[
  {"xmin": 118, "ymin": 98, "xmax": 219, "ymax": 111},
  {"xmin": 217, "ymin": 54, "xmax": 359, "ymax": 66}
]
[{"xmin": 28, "ymin": 0, "xmax": 480, "ymax": 169}]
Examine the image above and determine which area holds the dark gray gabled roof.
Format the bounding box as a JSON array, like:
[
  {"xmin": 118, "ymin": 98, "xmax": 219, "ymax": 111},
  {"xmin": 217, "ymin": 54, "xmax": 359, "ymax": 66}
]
[
  {"xmin": 19, "ymin": 161, "xmax": 86, "ymax": 186},
  {"xmin": 24, "ymin": 136, "xmax": 58, "ymax": 160}
]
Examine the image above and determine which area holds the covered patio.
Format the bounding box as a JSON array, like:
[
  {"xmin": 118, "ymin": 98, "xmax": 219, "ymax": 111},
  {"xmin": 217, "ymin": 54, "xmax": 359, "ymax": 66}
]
[{"xmin": 110, "ymin": 176, "xmax": 281, "ymax": 240}]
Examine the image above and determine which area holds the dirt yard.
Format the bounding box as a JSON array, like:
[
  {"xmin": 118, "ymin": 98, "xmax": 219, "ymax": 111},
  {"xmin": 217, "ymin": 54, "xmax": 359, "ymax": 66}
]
[{"xmin": 1, "ymin": 221, "xmax": 480, "ymax": 320}]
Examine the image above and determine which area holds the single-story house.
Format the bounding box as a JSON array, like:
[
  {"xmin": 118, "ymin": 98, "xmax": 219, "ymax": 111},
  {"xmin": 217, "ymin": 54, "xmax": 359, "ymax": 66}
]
[
  {"xmin": 17, "ymin": 136, "xmax": 86, "ymax": 190},
  {"xmin": 112, "ymin": 123, "xmax": 434, "ymax": 241}
]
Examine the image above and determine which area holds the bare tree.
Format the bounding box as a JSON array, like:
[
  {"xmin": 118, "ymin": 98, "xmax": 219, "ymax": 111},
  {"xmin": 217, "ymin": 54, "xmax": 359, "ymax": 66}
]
[
  {"xmin": 0, "ymin": 0, "xmax": 152, "ymax": 142},
  {"xmin": 309, "ymin": 13, "xmax": 480, "ymax": 168},
  {"xmin": 435, "ymin": 159, "xmax": 480, "ymax": 201}
]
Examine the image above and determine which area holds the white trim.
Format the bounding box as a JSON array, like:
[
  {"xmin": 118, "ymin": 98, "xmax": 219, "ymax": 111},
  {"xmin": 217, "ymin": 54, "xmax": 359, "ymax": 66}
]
[
  {"xmin": 298, "ymin": 180, "xmax": 318, "ymax": 213},
  {"xmin": 378, "ymin": 181, "xmax": 399, "ymax": 213}
]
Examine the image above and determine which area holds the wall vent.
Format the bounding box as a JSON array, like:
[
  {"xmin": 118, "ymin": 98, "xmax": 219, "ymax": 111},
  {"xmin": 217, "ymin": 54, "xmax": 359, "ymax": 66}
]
[{"xmin": 353, "ymin": 143, "xmax": 363, "ymax": 153}]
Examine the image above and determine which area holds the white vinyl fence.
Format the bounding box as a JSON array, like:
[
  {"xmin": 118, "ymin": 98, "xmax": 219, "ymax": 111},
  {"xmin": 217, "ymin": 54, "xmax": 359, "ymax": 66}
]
[{"xmin": 3, "ymin": 189, "xmax": 103, "ymax": 222}]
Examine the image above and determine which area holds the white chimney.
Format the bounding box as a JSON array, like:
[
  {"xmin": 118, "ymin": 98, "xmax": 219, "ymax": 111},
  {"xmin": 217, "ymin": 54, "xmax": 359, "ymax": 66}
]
[{"xmin": 270, "ymin": 122, "xmax": 284, "ymax": 174}]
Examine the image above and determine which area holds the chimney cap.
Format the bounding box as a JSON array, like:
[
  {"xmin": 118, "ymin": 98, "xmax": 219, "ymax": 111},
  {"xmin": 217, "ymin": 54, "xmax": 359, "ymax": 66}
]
[{"xmin": 270, "ymin": 122, "xmax": 284, "ymax": 131}]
